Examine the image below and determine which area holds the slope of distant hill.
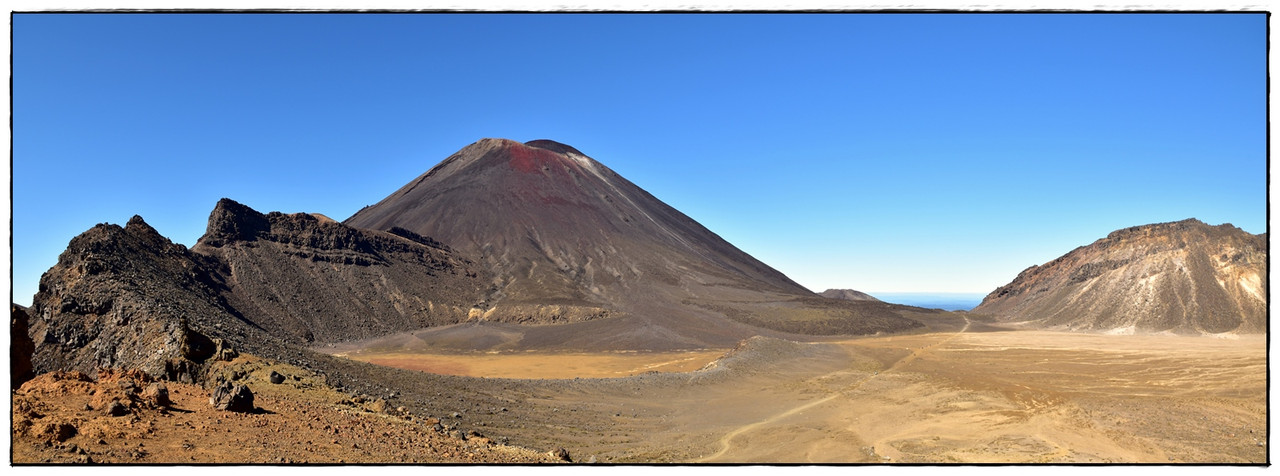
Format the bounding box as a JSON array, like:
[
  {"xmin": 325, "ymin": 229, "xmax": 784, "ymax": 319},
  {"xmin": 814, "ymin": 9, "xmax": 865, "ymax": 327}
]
[
  {"xmin": 972, "ymin": 219, "xmax": 1267, "ymax": 334},
  {"xmin": 819, "ymin": 289, "xmax": 880, "ymax": 302}
]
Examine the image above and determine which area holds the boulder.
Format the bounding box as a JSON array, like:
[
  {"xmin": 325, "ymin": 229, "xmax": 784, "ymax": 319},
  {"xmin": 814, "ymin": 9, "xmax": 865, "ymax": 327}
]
[
  {"xmin": 268, "ymin": 370, "xmax": 285, "ymax": 384},
  {"xmin": 213, "ymin": 338, "xmax": 239, "ymax": 362},
  {"xmin": 105, "ymin": 401, "xmax": 129, "ymax": 417},
  {"xmin": 143, "ymin": 382, "xmax": 171, "ymax": 407},
  {"xmin": 548, "ymin": 447, "xmax": 571, "ymax": 462},
  {"xmin": 210, "ymin": 381, "xmax": 255, "ymax": 412}
]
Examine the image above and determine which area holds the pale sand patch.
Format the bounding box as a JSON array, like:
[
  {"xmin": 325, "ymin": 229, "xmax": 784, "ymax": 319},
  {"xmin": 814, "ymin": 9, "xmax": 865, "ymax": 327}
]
[
  {"xmin": 344, "ymin": 350, "xmax": 728, "ymax": 379},
  {"xmin": 684, "ymin": 331, "xmax": 1265, "ymax": 463}
]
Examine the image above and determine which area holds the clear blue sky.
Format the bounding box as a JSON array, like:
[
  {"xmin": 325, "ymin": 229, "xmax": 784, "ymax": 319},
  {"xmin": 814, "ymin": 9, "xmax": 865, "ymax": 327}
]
[{"xmin": 12, "ymin": 13, "xmax": 1268, "ymax": 306}]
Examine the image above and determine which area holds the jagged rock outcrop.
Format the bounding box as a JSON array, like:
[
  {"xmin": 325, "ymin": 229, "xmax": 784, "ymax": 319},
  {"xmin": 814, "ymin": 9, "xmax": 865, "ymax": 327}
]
[
  {"xmin": 27, "ymin": 216, "xmax": 239, "ymax": 381},
  {"xmin": 819, "ymin": 289, "xmax": 881, "ymax": 302},
  {"xmin": 973, "ymin": 219, "xmax": 1267, "ymax": 334}
]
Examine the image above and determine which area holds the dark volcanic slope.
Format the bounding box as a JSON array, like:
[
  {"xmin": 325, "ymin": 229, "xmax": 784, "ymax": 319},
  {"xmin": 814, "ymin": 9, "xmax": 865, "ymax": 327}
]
[
  {"xmin": 346, "ymin": 139, "xmax": 808, "ymax": 304},
  {"xmin": 345, "ymin": 138, "xmax": 926, "ymax": 347},
  {"xmin": 192, "ymin": 198, "xmax": 493, "ymax": 343},
  {"xmin": 972, "ymin": 219, "xmax": 1267, "ymax": 334}
]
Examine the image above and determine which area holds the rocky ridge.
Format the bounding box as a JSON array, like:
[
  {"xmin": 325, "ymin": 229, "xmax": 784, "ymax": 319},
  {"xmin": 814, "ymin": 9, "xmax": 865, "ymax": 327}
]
[
  {"xmin": 193, "ymin": 198, "xmax": 493, "ymax": 343},
  {"xmin": 28, "ymin": 198, "xmax": 497, "ymax": 381},
  {"xmin": 972, "ymin": 219, "xmax": 1267, "ymax": 334}
]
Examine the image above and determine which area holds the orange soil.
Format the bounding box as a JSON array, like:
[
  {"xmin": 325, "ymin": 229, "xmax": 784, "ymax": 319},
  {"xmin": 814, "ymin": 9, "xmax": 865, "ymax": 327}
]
[{"xmin": 11, "ymin": 356, "xmax": 562, "ymax": 464}]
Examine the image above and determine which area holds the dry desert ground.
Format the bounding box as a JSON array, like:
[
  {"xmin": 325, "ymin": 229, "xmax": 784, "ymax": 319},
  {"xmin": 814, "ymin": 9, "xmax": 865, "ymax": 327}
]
[{"xmin": 340, "ymin": 315, "xmax": 1267, "ymax": 463}]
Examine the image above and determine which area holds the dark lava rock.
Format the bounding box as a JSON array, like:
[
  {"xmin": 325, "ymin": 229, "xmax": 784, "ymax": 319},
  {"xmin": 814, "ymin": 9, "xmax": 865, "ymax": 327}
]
[
  {"xmin": 210, "ymin": 381, "xmax": 255, "ymax": 412},
  {"xmin": 26, "ymin": 215, "xmax": 237, "ymax": 381},
  {"xmin": 11, "ymin": 304, "xmax": 36, "ymax": 389},
  {"xmin": 268, "ymin": 370, "xmax": 285, "ymax": 384},
  {"xmin": 105, "ymin": 401, "xmax": 129, "ymax": 417}
]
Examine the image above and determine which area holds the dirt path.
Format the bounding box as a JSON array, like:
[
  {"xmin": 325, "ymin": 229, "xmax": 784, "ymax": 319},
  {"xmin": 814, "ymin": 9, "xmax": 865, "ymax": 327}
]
[{"xmin": 693, "ymin": 317, "xmax": 973, "ymax": 462}]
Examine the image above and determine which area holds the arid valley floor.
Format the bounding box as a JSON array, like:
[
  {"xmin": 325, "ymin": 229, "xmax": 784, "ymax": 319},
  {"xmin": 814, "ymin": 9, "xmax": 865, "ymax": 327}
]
[
  {"xmin": 333, "ymin": 313, "xmax": 1266, "ymax": 463},
  {"xmin": 14, "ymin": 312, "xmax": 1266, "ymax": 464}
]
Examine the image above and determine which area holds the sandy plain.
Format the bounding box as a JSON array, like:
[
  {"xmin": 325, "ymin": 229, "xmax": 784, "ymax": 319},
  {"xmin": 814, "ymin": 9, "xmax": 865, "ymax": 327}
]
[
  {"xmin": 338, "ymin": 349, "xmax": 728, "ymax": 379},
  {"xmin": 342, "ymin": 316, "xmax": 1268, "ymax": 463}
]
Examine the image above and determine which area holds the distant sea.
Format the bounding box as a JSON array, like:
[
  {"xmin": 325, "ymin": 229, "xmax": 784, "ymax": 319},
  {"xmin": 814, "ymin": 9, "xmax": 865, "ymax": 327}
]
[{"xmin": 871, "ymin": 293, "xmax": 987, "ymax": 312}]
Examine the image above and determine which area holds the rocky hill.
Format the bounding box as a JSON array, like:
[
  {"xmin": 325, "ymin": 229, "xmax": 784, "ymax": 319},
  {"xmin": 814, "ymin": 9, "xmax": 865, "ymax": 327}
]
[
  {"xmin": 27, "ymin": 215, "xmax": 245, "ymax": 381},
  {"xmin": 819, "ymin": 289, "xmax": 881, "ymax": 301},
  {"xmin": 972, "ymin": 219, "xmax": 1267, "ymax": 334},
  {"xmin": 26, "ymin": 198, "xmax": 497, "ymax": 379}
]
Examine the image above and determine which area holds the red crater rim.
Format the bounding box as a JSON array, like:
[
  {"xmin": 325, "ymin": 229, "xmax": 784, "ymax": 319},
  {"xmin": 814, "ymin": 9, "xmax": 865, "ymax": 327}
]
[
  {"xmin": 523, "ymin": 139, "xmax": 586, "ymax": 156},
  {"xmin": 506, "ymin": 142, "xmax": 565, "ymax": 174}
]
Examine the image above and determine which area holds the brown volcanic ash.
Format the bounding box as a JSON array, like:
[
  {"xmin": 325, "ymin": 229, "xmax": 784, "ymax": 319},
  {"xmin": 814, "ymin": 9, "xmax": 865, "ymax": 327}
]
[
  {"xmin": 346, "ymin": 139, "xmax": 809, "ymax": 303},
  {"xmin": 972, "ymin": 219, "xmax": 1267, "ymax": 334},
  {"xmin": 345, "ymin": 138, "xmax": 925, "ymax": 347}
]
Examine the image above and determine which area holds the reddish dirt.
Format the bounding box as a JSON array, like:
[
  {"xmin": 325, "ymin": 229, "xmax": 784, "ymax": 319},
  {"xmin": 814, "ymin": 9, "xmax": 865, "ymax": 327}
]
[
  {"xmin": 11, "ymin": 356, "xmax": 564, "ymax": 464},
  {"xmin": 507, "ymin": 142, "xmax": 562, "ymax": 174}
]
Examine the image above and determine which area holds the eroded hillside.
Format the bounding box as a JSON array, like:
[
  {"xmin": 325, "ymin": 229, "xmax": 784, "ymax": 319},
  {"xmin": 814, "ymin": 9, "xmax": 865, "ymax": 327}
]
[{"xmin": 973, "ymin": 219, "xmax": 1267, "ymax": 334}]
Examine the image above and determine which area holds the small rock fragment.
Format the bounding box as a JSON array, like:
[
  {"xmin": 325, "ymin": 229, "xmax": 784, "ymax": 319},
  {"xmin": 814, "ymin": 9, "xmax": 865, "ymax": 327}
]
[
  {"xmin": 106, "ymin": 401, "xmax": 130, "ymax": 417},
  {"xmin": 548, "ymin": 447, "xmax": 571, "ymax": 462}
]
